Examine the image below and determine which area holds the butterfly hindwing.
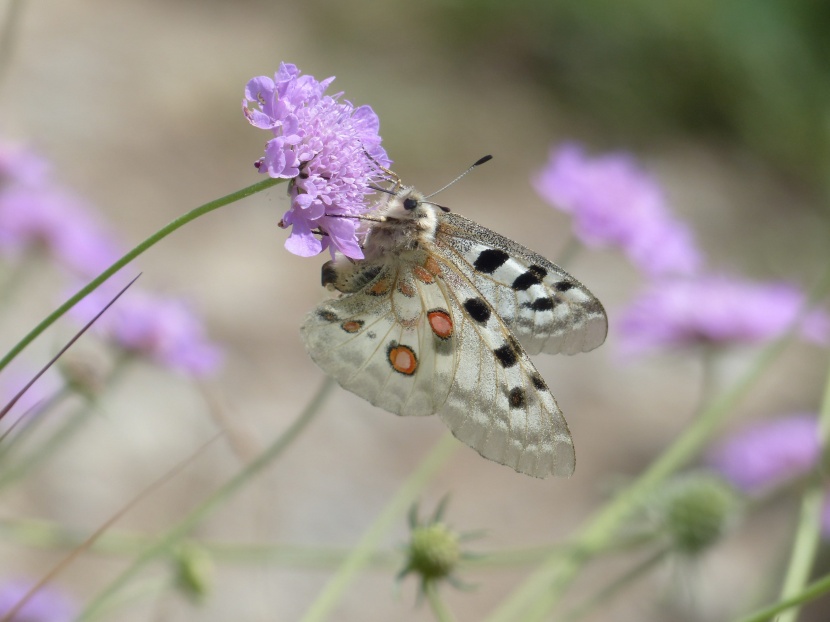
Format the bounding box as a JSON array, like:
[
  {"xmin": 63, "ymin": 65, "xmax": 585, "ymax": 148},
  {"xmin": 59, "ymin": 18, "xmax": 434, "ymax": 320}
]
[
  {"xmin": 301, "ymin": 261, "xmax": 457, "ymax": 418},
  {"xmin": 435, "ymin": 212, "xmax": 607, "ymax": 356}
]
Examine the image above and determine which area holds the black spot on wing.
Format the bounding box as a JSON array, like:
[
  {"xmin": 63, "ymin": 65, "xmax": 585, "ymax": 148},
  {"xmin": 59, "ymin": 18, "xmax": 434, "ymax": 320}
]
[
  {"xmin": 508, "ymin": 387, "xmax": 526, "ymax": 409},
  {"xmin": 529, "ymin": 264, "xmax": 548, "ymax": 278},
  {"xmin": 494, "ymin": 339, "xmax": 519, "ymax": 368},
  {"xmin": 463, "ymin": 298, "xmax": 491, "ymax": 324},
  {"xmin": 317, "ymin": 309, "xmax": 339, "ymax": 322},
  {"xmin": 522, "ymin": 297, "xmax": 555, "ymax": 311},
  {"xmin": 530, "ymin": 373, "xmax": 547, "ymax": 391},
  {"xmin": 512, "ymin": 271, "xmax": 542, "ymax": 291},
  {"xmin": 555, "ymin": 281, "xmax": 576, "ymax": 292},
  {"xmin": 474, "ymin": 249, "xmax": 509, "ymax": 274}
]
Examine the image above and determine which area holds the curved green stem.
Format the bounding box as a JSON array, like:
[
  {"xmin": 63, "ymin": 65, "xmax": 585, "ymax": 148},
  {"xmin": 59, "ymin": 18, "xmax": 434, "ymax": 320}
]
[
  {"xmin": 771, "ymin": 350, "xmax": 830, "ymax": 622},
  {"xmin": 736, "ymin": 571, "xmax": 830, "ymax": 622},
  {"xmin": 77, "ymin": 374, "xmax": 334, "ymax": 621},
  {"xmin": 0, "ymin": 177, "xmax": 283, "ymax": 374},
  {"xmin": 560, "ymin": 548, "xmax": 668, "ymax": 622},
  {"xmin": 425, "ymin": 582, "xmax": 457, "ymax": 622}
]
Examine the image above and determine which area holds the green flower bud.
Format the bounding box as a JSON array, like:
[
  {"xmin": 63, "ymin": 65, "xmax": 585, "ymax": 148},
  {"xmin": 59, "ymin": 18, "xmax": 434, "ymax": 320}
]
[
  {"xmin": 656, "ymin": 473, "xmax": 741, "ymax": 555},
  {"xmin": 173, "ymin": 542, "xmax": 214, "ymax": 602},
  {"xmin": 406, "ymin": 522, "xmax": 461, "ymax": 583}
]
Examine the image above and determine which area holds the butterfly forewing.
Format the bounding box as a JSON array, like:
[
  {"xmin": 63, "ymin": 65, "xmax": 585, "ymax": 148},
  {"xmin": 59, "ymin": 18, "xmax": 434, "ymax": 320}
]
[
  {"xmin": 435, "ymin": 212, "xmax": 607, "ymax": 356},
  {"xmin": 431, "ymin": 254, "xmax": 575, "ymax": 477}
]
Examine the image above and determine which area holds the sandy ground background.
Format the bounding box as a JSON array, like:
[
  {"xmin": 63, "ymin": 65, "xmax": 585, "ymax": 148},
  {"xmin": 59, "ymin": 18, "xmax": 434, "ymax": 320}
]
[{"xmin": 1, "ymin": 1, "xmax": 828, "ymax": 620}]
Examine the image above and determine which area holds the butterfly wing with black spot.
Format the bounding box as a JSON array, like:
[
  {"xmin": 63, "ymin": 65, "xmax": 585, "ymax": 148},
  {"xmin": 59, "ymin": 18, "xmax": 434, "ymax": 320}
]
[
  {"xmin": 301, "ymin": 252, "xmax": 574, "ymax": 478},
  {"xmin": 425, "ymin": 250, "xmax": 575, "ymax": 478},
  {"xmin": 435, "ymin": 212, "xmax": 607, "ymax": 356}
]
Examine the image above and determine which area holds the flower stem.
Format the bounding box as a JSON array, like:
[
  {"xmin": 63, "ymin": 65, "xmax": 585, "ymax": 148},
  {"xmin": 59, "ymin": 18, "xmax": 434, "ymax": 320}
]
[
  {"xmin": 736, "ymin": 571, "xmax": 830, "ymax": 622},
  {"xmin": 771, "ymin": 350, "xmax": 830, "ymax": 622},
  {"xmin": 300, "ymin": 432, "xmax": 458, "ymax": 622},
  {"xmin": 486, "ymin": 332, "xmax": 790, "ymax": 622},
  {"xmin": 425, "ymin": 582, "xmax": 457, "ymax": 622},
  {"xmin": 0, "ymin": 356, "xmax": 132, "ymax": 489},
  {"xmin": 77, "ymin": 374, "xmax": 334, "ymax": 621},
  {"xmin": 560, "ymin": 548, "xmax": 668, "ymax": 622},
  {"xmin": 0, "ymin": 177, "xmax": 284, "ymax": 374}
]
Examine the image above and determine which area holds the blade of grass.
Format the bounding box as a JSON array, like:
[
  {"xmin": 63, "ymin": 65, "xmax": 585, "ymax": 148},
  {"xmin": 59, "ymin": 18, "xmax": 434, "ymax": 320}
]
[
  {"xmin": 0, "ymin": 434, "xmax": 221, "ymax": 622},
  {"xmin": 0, "ymin": 274, "xmax": 140, "ymax": 423},
  {"xmin": 77, "ymin": 374, "xmax": 335, "ymax": 621}
]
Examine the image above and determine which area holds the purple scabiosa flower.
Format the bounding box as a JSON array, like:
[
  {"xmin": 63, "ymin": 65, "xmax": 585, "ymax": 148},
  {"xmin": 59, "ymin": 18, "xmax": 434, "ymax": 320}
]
[
  {"xmin": 243, "ymin": 62, "xmax": 390, "ymax": 259},
  {"xmin": 0, "ymin": 187, "xmax": 121, "ymax": 276},
  {"xmin": 706, "ymin": 415, "xmax": 820, "ymax": 493},
  {"xmin": 532, "ymin": 143, "xmax": 702, "ymax": 277},
  {"xmin": 0, "ymin": 579, "xmax": 76, "ymax": 622},
  {"xmin": 617, "ymin": 274, "xmax": 829, "ymax": 355},
  {"xmin": 71, "ymin": 288, "xmax": 223, "ymax": 376}
]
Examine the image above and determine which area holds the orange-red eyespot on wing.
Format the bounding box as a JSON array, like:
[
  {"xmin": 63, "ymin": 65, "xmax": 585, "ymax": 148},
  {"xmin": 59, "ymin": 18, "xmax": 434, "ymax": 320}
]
[
  {"xmin": 397, "ymin": 280, "xmax": 416, "ymax": 297},
  {"xmin": 341, "ymin": 320, "xmax": 364, "ymax": 333},
  {"xmin": 424, "ymin": 256, "xmax": 442, "ymax": 277},
  {"xmin": 412, "ymin": 265, "xmax": 434, "ymax": 284},
  {"xmin": 427, "ymin": 309, "xmax": 453, "ymax": 340},
  {"xmin": 369, "ymin": 279, "xmax": 391, "ymax": 296},
  {"xmin": 387, "ymin": 343, "xmax": 418, "ymax": 375}
]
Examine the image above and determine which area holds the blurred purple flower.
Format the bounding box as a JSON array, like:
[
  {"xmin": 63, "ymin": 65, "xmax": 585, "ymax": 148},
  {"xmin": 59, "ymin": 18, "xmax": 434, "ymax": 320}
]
[
  {"xmin": 618, "ymin": 274, "xmax": 829, "ymax": 355},
  {"xmin": 532, "ymin": 143, "xmax": 702, "ymax": 277},
  {"xmin": 0, "ymin": 187, "xmax": 120, "ymax": 275},
  {"xmin": 0, "ymin": 143, "xmax": 50, "ymax": 186},
  {"xmin": 243, "ymin": 62, "xmax": 390, "ymax": 259},
  {"xmin": 0, "ymin": 579, "xmax": 75, "ymax": 622},
  {"xmin": 707, "ymin": 415, "xmax": 820, "ymax": 493},
  {"xmin": 72, "ymin": 288, "xmax": 223, "ymax": 376}
]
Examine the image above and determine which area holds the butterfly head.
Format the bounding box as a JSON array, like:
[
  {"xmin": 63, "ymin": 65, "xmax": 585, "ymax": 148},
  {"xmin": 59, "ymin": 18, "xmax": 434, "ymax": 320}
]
[{"xmin": 359, "ymin": 187, "xmax": 445, "ymax": 259}]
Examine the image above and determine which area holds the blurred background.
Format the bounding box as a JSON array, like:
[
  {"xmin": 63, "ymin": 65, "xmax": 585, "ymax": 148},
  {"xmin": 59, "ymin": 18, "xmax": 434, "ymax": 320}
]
[{"xmin": 1, "ymin": 0, "xmax": 829, "ymax": 620}]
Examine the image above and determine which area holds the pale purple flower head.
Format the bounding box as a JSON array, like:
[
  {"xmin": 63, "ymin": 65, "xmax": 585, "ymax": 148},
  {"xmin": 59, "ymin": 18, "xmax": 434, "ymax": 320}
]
[
  {"xmin": 0, "ymin": 143, "xmax": 50, "ymax": 186},
  {"xmin": 707, "ymin": 415, "xmax": 820, "ymax": 493},
  {"xmin": 618, "ymin": 274, "xmax": 829, "ymax": 355},
  {"xmin": 72, "ymin": 288, "xmax": 223, "ymax": 376},
  {"xmin": 533, "ymin": 143, "xmax": 702, "ymax": 277},
  {"xmin": 0, "ymin": 187, "xmax": 120, "ymax": 275},
  {"xmin": 243, "ymin": 62, "xmax": 390, "ymax": 259},
  {"xmin": 0, "ymin": 579, "xmax": 76, "ymax": 622}
]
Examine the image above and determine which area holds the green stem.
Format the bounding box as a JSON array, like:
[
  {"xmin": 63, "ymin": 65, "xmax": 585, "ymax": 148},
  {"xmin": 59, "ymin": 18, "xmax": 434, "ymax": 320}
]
[
  {"xmin": 0, "ymin": 359, "xmax": 131, "ymax": 490},
  {"xmin": 0, "ymin": 177, "xmax": 283, "ymax": 374},
  {"xmin": 425, "ymin": 582, "xmax": 457, "ymax": 622},
  {"xmin": 0, "ymin": 386, "xmax": 70, "ymax": 460},
  {"xmin": 560, "ymin": 548, "xmax": 668, "ymax": 622},
  {"xmin": 486, "ymin": 333, "xmax": 789, "ymax": 622},
  {"xmin": 300, "ymin": 432, "xmax": 458, "ymax": 622},
  {"xmin": 0, "ymin": 519, "xmax": 654, "ymax": 570},
  {"xmin": 770, "ymin": 351, "xmax": 830, "ymax": 622},
  {"xmin": 77, "ymin": 374, "xmax": 334, "ymax": 621},
  {"xmin": 736, "ymin": 571, "xmax": 830, "ymax": 622}
]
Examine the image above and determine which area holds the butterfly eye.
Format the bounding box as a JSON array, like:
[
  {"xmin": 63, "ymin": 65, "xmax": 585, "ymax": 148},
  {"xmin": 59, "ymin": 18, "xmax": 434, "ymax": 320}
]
[{"xmin": 403, "ymin": 197, "xmax": 419, "ymax": 210}]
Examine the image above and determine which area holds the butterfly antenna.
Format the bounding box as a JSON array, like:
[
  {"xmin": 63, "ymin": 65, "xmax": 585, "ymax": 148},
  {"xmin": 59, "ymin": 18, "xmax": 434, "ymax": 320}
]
[
  {"xmin": 361, "ymin": 145, "xmax": 401, "ymax": 189},
  {"xmin": 424, "ymin": 155, "xmax": 492, "ymax": 199}
]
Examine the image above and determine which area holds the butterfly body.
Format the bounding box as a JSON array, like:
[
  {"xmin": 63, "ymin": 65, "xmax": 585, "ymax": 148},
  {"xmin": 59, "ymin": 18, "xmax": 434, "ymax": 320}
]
[{"xmin": 301, "ymin": 187, "xmax": 607, "ymax": 478}]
